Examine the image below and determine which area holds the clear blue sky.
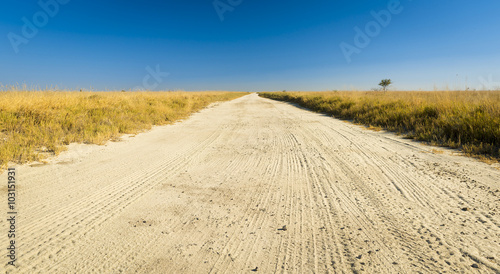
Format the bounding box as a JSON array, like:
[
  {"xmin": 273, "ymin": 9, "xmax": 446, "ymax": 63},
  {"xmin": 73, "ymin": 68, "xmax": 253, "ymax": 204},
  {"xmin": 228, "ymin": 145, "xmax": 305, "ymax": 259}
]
[{"xmin": 1, "ymin": 0, "xmax": 499, "ymax": 91}]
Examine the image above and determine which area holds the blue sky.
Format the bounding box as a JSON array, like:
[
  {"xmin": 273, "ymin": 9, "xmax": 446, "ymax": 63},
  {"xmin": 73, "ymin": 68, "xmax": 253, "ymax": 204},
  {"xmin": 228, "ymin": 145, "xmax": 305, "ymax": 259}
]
[{"xmin": 1, "ymin": 0, "xmax": 499, "ymax": 91}]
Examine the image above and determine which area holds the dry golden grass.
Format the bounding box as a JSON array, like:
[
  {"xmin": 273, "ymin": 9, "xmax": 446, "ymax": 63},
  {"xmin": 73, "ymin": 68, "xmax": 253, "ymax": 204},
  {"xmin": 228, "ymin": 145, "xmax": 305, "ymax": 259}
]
[
  {"xmin": 0, "ymin": 90, "xmax": 247, "ymax": 167},
  {"xmin": 430, "ymin": 149, "xmax": 445, "ymax": 154},
  {"xmin": 259, "ymin": 91, "xmax": 500, "ymax": 161}
]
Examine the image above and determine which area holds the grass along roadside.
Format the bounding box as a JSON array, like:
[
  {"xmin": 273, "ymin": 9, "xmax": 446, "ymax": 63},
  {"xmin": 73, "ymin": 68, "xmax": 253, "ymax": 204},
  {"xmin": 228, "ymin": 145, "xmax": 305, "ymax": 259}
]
[
  {"xmin": 0, "ymin": 91, "xmax": 248, "ymax": 167},
  {"xmin": 259, "ymin": 91, "xmax": 500, "ymax": 161}
]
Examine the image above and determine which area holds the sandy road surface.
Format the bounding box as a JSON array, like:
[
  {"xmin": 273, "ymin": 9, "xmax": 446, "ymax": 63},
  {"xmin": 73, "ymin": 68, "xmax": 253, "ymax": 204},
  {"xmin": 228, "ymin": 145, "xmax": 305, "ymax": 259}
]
[{"xmin": 1, "ymin": 93, "xmax": 499, "ymax": 273}]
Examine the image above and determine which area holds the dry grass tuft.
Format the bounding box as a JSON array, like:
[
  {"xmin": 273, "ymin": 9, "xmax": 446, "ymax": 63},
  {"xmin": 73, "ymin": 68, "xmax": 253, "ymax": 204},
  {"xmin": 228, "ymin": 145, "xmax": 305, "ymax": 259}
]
[
  {"xmin": 259, "ymin": 91, "xmax": 500, "ymax": 161},
  {"xmin": 0, "ymin": 90, "xmax": 247, "ymax": 167},
  {"xmin": 430, "ymin": 149, "xmax": 445, "ymax": 154}
]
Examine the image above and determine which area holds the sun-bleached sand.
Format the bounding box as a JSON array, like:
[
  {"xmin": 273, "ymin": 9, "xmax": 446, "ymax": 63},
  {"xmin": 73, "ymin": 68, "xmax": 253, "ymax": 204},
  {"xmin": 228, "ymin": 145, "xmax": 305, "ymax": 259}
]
[{"xmin": 1, "ymin": 93, "xmax": 499, "ymax": 273}]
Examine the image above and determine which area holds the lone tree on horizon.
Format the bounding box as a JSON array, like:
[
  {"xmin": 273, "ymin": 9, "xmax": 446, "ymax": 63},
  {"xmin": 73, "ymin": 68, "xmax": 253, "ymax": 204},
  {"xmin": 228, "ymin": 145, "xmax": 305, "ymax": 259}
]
[{"xmin": 379, "ymin": 79, "xmax": 392, "ymax": 91}]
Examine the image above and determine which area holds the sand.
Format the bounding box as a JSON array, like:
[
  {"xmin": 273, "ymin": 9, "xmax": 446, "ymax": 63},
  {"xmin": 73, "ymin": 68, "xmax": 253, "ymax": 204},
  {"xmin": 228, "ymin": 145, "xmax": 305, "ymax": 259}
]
[{"xmin": 1, "ymin": 93, "xmax": 499, "ymax": 273}]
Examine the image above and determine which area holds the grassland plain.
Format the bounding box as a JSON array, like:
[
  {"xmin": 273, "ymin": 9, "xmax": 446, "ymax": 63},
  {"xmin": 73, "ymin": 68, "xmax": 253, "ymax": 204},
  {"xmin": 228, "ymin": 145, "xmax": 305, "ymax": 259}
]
[
  {"xmin": 259, "ymin": 91, "xmax": 500, "ymax": 161},
  {"xmin": 4, "ymin": 94, "xmax": 498, "ymax": 273},
  {"xmin": 0, "ymin": 91, "xmax": 247, "ymax": 167}
]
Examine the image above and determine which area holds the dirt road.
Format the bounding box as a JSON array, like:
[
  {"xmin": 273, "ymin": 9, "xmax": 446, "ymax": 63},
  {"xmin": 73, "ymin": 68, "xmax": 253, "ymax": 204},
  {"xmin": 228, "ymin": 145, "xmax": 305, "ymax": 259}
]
[{"xmin": 1, "ymin": 93, "xmax": 499, "ymax": 273}]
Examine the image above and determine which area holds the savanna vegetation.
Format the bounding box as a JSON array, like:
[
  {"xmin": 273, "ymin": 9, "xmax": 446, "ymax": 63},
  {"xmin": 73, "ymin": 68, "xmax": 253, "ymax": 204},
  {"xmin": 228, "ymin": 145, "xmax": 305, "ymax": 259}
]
[
  {"xmin": 259, "ymin": 91, "xmax": 500, "ymax": 161},
  {"xmin": 0, "ymin": 90, "xmax": 247, "ymax": 167}
]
